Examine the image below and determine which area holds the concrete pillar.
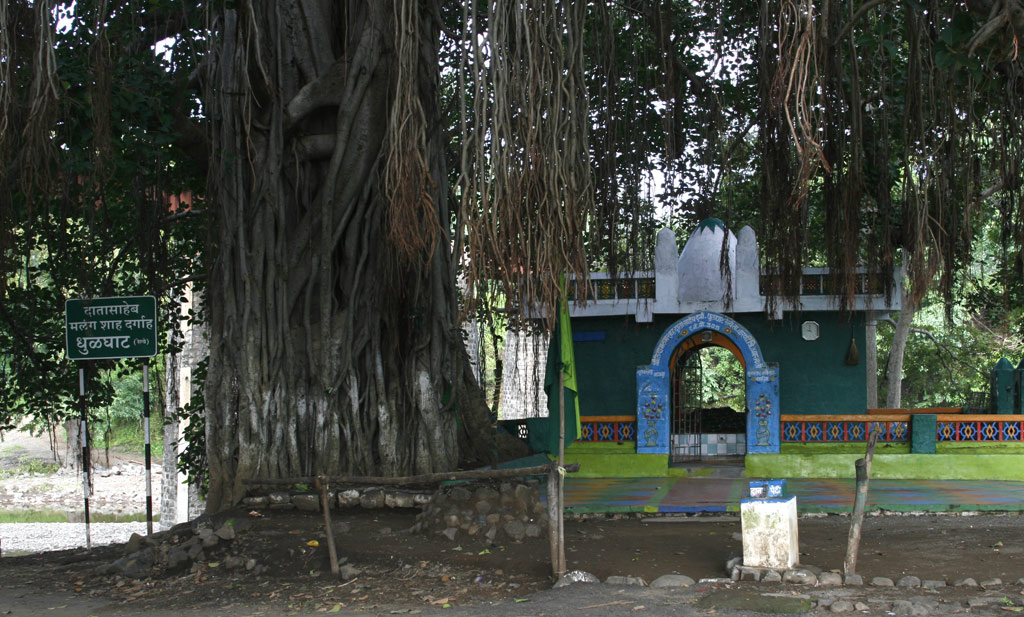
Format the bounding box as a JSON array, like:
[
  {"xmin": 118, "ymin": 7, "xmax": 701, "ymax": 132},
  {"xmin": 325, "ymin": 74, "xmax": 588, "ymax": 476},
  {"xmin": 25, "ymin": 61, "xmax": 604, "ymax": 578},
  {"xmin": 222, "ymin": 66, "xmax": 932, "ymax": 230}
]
[
  {"xmin": 990, "ymin": 358, "xmax": 1015, "ymax": 414},
  {"xmin": 910, "ymin": 414, "xmax": 937, "ymax": 454},
  {"xmin": 1015, "ymin": 358, "xmax": 1024, "ymax": 414},
  {"xmin": 176, "ymin": 366, "xmax": 191, "ymax": 524},
  {"xmin": 741, "ymin": 495, "xmax": 799, "ymax": 569}
]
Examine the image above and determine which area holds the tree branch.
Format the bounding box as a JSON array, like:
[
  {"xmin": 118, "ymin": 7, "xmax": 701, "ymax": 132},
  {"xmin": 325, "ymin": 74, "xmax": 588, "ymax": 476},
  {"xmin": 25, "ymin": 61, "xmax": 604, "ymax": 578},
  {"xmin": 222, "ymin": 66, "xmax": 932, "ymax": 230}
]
[
  {"xmin": 835, "ymin": 0, "xmax": 893, "ymax": 44},
  {"xmin": 161, "ymin": 208, "xmax": 206, "ymax": 225},
  {"xmin": 878, "ymin": 318, "xmax": 988, "ymax": 377},
  {"xmin": 284, "ymin": 57, "xmax": 352, "ymax": 128}
]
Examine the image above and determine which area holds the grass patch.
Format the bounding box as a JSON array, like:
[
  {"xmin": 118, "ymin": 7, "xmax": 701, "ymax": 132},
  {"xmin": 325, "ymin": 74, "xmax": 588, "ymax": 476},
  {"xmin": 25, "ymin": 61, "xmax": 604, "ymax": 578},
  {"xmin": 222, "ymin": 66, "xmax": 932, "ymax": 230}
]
[
  {"xmin": 0, "ymin": 509, "xmax": 161, "ymax": 523},
  {"xmin": 0, "ymin": 459, "xmax": 60, "ymax": 479},
  {"xmin": 0, "ymin": 509, "xmax": 73, "ymax": 523},
  {"xmin": 97, "ymin": 419, "xmax": 164, "ymax": 459}
]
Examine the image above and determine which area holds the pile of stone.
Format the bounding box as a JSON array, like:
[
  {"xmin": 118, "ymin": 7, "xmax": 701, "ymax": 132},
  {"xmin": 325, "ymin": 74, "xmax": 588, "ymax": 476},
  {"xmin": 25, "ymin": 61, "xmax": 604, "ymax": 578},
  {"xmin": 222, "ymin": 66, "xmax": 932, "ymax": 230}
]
[
  {"xmin": 97, "ymin": 518, "xmax": 255, "ymax": 579},
  {"xmin": 412, "ymin": 480, "xmax": 548, "ymax": 543},
  {"xmin": 730, "ymin": 562, "xmax": 1013, "ymax": 590},
  {"xmin": 241, "ymin": 487, "xmax": 433, "ymax": 511}
]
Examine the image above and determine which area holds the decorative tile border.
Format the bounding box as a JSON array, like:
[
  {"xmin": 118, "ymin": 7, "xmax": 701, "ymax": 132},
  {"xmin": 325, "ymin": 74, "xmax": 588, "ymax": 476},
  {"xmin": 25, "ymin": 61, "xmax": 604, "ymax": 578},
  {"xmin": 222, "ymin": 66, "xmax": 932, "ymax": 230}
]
[
  {"xmin": 937, "ymin": 419, "xmax": 1024, "ymax": 442},
  {"xmin": 782, "ymin": 414, "xmax": 1024, "ymax": 444},
  {"xmin": 782, "ymin": 419, "xmax": 908, "ymax": 443},
  {"xmin": 580, "ymin": 416, "xmax": 636, "ymax": 442}
]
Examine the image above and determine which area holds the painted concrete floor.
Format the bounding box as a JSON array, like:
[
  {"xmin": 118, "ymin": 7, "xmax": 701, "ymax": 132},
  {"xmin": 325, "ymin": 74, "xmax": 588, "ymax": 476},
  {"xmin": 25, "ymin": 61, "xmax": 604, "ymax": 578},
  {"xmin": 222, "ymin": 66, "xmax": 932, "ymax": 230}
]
[{"xmin": 559, "ymin": 476, "xmax": 1024, "ymax": 514}]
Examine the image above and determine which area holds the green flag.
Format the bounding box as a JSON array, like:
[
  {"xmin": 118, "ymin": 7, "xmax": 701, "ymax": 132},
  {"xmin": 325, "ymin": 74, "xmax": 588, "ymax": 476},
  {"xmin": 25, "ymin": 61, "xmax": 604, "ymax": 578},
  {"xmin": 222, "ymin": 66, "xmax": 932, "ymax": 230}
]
[
  {"xmin": 559, "ymin": 279, "xmax": 581, "ymax": 437},
  {"xmin": 528, "ymin": 279, "xmax": 582, "ymax": 455}
]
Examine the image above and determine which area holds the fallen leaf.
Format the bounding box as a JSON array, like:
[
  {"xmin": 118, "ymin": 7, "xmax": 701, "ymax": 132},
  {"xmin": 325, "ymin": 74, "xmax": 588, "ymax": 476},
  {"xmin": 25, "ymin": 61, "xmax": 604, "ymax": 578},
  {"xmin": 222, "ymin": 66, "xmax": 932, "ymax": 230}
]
[
  {"xmin": 328, "ymin": 605, "xmax": 342, "ymax": 613},
  {"xmin": 430, "ymin": 597, "xmax": 450, "ymax": 606},
  {"xmin": 307, "ymin": 540, "xmax": 320, "ymax": 547}
]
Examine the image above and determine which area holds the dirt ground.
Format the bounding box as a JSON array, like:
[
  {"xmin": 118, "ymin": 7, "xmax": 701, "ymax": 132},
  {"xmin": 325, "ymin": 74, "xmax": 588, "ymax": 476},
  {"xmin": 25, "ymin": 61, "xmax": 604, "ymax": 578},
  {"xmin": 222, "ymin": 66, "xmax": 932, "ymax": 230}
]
[
  {"xmin": 3, "ymin": 428, "xmax": 1024, "ymax": 614},
  {"xmin": 3, "ymin": 506, "xmax": 1024, "ymax": 613}
]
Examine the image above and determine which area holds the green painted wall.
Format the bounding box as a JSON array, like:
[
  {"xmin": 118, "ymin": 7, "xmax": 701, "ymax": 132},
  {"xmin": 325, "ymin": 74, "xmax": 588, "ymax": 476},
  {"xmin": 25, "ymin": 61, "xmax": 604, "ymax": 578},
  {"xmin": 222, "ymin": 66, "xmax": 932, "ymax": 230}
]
[
  {"xmin": 736, "ymin": 312, "xmax": 866, "ymax": 414},
  {"xmin": 566, "ymin": 311, "xmax": 867, "ymax": 417}
]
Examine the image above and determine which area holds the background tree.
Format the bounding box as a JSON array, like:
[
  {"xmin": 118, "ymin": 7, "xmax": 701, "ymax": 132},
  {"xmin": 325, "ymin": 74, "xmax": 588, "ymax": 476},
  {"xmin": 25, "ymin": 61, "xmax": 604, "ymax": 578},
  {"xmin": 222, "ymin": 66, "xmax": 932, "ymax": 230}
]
[{"xmin": 0, "ymin": 0, "xmax": 204, "ymax": 468}]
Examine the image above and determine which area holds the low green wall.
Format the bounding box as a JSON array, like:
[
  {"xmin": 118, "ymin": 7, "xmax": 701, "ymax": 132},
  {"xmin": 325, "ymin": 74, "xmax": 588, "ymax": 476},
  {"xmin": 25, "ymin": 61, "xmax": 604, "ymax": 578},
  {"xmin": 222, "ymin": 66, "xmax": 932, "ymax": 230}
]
[
  {"xmin": 780, "ymin": 443, "xmax": 911, "ymax": 455},
  {"xmin": 780, "ymin": 442, "xmax": 1024, "ymax": 455},
  {"xmin": 555, "ymin": 442, "xmax": 668, "ymax": 477},
  {"xmin": 747, "ymin": 453, "xmax": 1024, "ymax": 481}
]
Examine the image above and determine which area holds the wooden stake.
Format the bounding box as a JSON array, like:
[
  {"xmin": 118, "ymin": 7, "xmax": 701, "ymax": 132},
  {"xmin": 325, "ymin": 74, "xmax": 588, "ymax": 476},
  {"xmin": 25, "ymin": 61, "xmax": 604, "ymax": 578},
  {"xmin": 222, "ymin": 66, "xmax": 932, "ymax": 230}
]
[
  {"xmin": 316, "ymin": 476, "xmax": 340, "ymax": 575},
  {"xmin": 547, "ymin": 465, "xmax": 560, "ymax": 578},
  {"xmin": 555, "ymin": 370, "xmax": 567, "ymax": 576},
  {"xmin": 843, "ymin": 426, "xmax": 881, "ymax": 575}
]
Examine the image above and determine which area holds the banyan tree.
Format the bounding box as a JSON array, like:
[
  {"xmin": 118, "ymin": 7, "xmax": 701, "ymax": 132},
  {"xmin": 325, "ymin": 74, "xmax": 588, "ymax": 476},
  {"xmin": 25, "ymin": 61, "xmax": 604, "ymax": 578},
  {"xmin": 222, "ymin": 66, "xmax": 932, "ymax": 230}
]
[{"xmin": 1, "ymin": 0, "xmax": 1022, "ymax": 511}]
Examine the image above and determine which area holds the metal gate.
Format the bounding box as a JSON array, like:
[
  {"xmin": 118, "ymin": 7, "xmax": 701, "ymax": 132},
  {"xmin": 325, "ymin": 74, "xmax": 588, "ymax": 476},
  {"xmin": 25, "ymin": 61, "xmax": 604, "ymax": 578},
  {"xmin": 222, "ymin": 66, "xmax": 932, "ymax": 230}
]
[{"xmin": 671, "ymin": 350, "xmax": 703, "ymax": 463}]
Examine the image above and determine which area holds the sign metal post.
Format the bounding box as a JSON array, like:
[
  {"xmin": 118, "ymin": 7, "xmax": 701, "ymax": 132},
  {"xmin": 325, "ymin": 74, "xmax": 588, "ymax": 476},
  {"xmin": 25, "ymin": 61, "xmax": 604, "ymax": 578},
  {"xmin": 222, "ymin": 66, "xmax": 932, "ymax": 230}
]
[
  {"xmin": 66, "ymin": 296, "xmax": 159, "ymax": 541},
  {"xmin": 143, "ymin": 362, "xmax": 153, "ymax": 535},
  {"xmin": 79, "ymin": 368, "xmax": 91, "ymax": 550}
]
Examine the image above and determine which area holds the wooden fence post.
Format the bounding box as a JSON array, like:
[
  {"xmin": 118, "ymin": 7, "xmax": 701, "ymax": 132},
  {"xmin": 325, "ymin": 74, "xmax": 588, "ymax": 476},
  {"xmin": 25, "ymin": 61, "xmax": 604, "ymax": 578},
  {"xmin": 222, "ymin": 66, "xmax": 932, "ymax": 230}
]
[{"xmin": 844, "ymin": 426, "xmax": 881, "ymax": 575}]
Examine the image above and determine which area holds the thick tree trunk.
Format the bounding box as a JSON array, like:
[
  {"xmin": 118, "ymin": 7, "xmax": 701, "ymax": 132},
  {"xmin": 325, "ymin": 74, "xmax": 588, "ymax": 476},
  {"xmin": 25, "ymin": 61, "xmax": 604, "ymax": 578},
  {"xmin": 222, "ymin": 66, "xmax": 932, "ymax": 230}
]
[
  {"xmin": 885, "ymin": 286, "xmax": 917, "ymax": 409},
  {"xmin": 202, "ymin": 2, "xmax": 489, "ymax": 512}
]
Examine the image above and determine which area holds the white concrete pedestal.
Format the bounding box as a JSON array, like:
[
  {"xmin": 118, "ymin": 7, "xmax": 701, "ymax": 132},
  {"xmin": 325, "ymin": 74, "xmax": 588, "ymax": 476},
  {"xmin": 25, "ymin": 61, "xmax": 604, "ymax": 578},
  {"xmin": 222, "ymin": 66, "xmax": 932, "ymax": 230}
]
[{"xmin": 740, "ymin": 496, "xmax": 799, "ymax": 569}]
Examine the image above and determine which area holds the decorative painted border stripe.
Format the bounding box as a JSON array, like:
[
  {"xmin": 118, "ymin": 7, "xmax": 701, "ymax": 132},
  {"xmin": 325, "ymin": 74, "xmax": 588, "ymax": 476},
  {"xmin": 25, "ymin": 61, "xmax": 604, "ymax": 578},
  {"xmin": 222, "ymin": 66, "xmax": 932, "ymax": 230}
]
[
  {"xmin": 579, "ymin": 419, "xmax": 636, "ymax": 442},
  {"xmin": 781, "ymin": 420, "xmax": 908, "ymax": 443},
  {"xmin": 781, "ymin": 414, "xmax": 1024, "ymax": 443},
  {"xmin": 937, "ymin": 420, "xmax": 1024, "ymax": 442}
]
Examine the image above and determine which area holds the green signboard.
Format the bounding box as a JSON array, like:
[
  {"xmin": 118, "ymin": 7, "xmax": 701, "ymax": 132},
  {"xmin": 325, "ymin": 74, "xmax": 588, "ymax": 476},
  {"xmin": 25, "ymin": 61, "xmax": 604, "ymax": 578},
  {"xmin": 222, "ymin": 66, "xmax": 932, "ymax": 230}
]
[{"xmin": 65, "ymin": 296, "xmax": 158, "ymax": 360}]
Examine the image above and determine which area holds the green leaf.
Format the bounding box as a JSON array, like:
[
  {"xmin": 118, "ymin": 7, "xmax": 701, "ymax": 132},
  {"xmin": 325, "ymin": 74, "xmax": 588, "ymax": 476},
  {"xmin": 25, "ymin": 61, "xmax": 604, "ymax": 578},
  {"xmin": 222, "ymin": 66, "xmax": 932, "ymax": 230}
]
[{"xmin": 935, "ymin": 47, "xmax": 957, "ymax": 71}]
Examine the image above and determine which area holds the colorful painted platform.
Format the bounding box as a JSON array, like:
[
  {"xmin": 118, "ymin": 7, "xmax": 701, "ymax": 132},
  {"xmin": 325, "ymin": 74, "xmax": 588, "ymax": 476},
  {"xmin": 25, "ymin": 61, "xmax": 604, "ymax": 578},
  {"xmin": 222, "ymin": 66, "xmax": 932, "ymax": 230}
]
[{"xmin": 559, "ymin": 477, "xmax": 1024, "ymax": 514}]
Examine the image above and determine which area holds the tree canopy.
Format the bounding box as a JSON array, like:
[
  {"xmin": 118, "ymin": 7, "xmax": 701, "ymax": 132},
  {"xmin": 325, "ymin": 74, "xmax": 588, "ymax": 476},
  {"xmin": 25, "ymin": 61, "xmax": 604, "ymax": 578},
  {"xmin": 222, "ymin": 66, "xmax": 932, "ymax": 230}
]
[{"xmin": 1, "ymin": 0, "xmax": 1023, "ymax": 510}]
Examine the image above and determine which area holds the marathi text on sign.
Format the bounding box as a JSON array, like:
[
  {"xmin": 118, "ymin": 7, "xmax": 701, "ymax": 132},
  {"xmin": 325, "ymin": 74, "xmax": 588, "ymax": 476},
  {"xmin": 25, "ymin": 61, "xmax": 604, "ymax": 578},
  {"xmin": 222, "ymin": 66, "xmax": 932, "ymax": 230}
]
[{"xmin": 65, "ymin": 296, "xmax": 158, "ymax": 360}]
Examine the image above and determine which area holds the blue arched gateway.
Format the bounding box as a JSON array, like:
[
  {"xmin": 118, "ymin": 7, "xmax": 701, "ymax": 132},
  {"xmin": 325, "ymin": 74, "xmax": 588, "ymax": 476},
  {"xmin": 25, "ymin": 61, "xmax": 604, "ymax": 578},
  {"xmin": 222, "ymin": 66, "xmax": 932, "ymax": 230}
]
[{"xmin": 636, "ymin": 311, "xmax": 780, "ymax": 455}]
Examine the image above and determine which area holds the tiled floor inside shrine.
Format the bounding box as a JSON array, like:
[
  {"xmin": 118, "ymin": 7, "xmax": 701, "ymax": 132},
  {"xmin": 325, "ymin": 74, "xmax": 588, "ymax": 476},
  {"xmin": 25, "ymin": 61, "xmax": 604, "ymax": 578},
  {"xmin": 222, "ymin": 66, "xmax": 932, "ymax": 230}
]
[{"xmin": 558, "ymin": 477, "xmax": 1024, "ymax": 514}]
